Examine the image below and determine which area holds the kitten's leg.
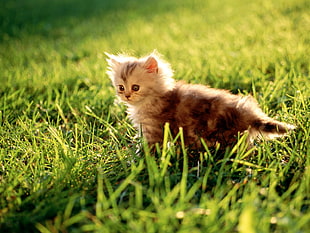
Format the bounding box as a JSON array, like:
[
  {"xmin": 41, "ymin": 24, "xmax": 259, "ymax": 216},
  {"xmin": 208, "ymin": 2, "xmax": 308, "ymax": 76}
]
[
  {"xmin": 236, "ymin": 96, "xmax": 295, "ymax": 140},
  {"xmin": 250, "ymin": 118, "xmax": 295, "ymax": 139},
  {"xmin": 134, "ymin": 124, "xmax": 144, "ymax": 156},
  {"xmin": 142, "ymin": 124, "xmax": 164, "ymax": 147}
]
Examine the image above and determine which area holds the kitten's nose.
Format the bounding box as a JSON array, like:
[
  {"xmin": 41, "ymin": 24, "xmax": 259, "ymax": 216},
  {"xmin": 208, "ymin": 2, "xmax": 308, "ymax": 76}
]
[{"xmin": 125, "ymin": 94, "xmax": 131, "ymax": 99}]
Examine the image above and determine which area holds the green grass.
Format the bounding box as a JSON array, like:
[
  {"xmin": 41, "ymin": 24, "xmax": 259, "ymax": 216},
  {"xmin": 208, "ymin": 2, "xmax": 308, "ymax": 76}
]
[{"xmin": 0, "ymin": 0, "xmax": 309, "ymax": 232}]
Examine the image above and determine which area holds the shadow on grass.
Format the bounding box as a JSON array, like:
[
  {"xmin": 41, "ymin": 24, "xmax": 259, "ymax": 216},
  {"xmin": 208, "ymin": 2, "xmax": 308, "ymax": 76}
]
[{"xmin": 0, "ymin": 0, "xmax": 177, "ymax": 41}]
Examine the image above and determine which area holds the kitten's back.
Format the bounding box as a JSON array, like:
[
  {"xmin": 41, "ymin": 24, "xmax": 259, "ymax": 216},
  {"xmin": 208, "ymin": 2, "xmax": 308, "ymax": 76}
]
[{"xmin": 158, "ymin": 83, "xmax": 294, "ymax": 147}]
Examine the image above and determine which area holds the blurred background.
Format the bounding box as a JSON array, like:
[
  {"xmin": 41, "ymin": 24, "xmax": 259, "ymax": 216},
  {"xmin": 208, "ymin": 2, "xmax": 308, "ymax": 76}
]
[{"xmin": 1, "ymin": 0, "xmax": 308, "ymax": 91}]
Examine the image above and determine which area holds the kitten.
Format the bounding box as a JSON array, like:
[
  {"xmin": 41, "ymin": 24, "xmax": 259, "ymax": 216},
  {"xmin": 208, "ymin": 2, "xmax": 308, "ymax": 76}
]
[{"xmin": 106, "ymin": 52, "xmax": 295, "ymax": 148}]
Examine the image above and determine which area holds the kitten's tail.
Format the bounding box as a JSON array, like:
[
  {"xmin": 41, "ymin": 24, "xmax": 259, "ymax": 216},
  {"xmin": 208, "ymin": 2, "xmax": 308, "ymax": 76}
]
[{"xmin": 250, "ymin": 118, "xmax": 295, "ymax": 140}]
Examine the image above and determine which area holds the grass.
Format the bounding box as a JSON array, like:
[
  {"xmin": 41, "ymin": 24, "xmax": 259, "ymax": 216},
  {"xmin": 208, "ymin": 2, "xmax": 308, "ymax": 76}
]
[{"xmin": 0, "ymin": 0, "xmax": 309, "ymax": 232}]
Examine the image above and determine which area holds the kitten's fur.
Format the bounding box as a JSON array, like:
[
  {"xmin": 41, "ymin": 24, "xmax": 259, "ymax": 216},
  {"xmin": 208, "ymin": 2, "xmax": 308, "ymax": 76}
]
[{"xmin": 106, "ymin": 52, "xmax": 295, "ymax": 148}]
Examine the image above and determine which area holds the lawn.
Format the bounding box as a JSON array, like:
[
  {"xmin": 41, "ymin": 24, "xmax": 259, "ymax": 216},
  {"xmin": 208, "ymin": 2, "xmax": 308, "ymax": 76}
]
[{"xmin": 0, "ymin": 0, "xmax": 309, "ymax": 232}]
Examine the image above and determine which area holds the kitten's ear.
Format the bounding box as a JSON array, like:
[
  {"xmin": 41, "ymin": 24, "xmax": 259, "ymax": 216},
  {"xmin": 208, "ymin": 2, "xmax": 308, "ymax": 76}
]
[
  {"xmin": 143, "ymin": 56, "xmax": 158, "ymax": 73},
  {"xmin": 105, "ymin": 52, "xmax": 120, "ymax": 68}
]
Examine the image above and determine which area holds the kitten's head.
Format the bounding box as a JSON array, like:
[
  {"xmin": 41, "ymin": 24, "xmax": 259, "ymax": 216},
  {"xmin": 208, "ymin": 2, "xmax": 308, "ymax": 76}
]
[{"xmin": 106, "ymin": 52, "xmax": 175, "ymax": 105}]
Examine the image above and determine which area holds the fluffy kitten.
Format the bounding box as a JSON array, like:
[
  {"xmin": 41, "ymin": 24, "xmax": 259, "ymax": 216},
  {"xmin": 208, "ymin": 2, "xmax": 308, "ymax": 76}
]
[{"xmin": 106, "ymin": 52, "xmax": 295, "ymax": 148}]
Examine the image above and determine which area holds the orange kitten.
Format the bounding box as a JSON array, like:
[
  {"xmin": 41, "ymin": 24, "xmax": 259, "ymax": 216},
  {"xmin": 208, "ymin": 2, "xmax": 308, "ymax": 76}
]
[{"xmin": 106, "ymin": 52, "xmax": 295, "ymax": 148}]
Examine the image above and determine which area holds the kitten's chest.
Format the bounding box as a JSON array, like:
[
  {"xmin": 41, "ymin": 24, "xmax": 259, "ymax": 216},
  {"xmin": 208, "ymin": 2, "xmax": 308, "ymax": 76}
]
[{"xmin": 127, "ymin": 99, "xmax": 172, "ymax": 126}]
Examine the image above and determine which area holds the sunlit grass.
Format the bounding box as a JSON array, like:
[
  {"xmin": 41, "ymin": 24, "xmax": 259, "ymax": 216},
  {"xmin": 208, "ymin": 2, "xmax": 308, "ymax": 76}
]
[{"xmin": 0, "ymin": 0, "xmax": 309, "ymax": 232}]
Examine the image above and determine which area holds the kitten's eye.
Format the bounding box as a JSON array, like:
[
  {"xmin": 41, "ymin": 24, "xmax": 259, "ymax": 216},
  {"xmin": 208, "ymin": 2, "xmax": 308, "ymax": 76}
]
[
  {"xmin": 132, "ymin": 85, "xmax": 140, "ymax": 91},
  {"xmin": 118, "ymin": 85, "xmax": 125, "ymax": 91}
]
